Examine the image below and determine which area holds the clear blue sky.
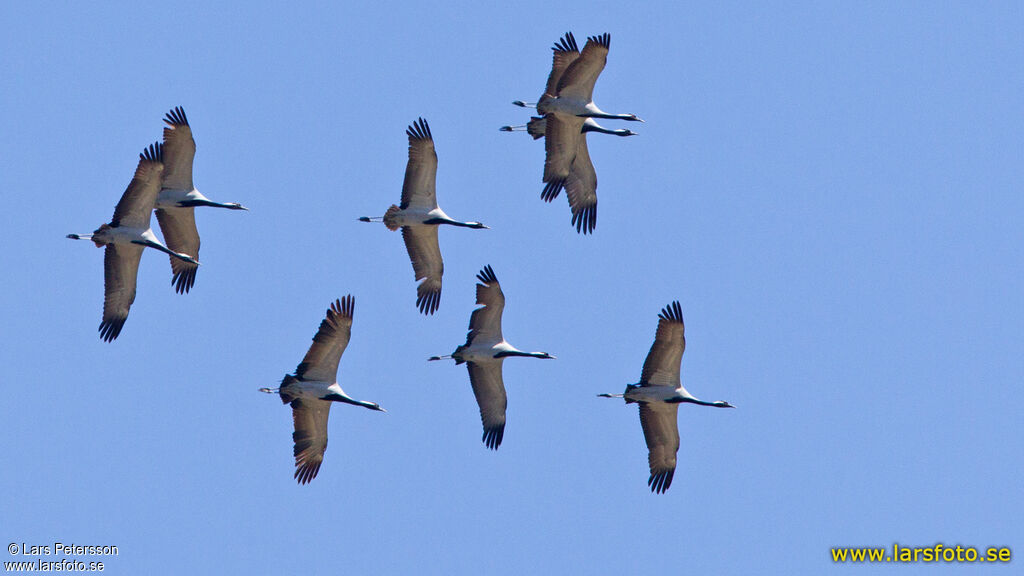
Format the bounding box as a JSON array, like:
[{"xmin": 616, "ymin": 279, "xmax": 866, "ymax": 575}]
[{"xmin": 1, "ymin": 1, "xmax": 1021, "ymax": 574}]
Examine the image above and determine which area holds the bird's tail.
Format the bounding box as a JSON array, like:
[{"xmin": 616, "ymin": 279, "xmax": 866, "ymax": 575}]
[
  {"xmin": 276, "ymin": 375, "xmax": 300, "ymax": 404},
  {"xmin": 68, "ymin": 224, "xmax": 108, "ymax": 247},
  {"xmin": 383, "ymin": 205, "xmax": 402, "ymax": 231},
  {"xmin": 623, "ymin": 383, "xmax": 642, "ymax": 404},
  {"xmin": 526, "ymin": 117, "xmax": 546, "ymax": 140}
]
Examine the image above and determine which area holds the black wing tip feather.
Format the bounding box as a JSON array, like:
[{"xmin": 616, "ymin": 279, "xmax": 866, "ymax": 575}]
[
  {"xmin": 552, "ymin": 31, "xmax": 579, "ymax": 53},
  {"xmin": 98, "ymin": 317, "xmax": 126, "ymax": 342},
  {"xmin": 648, "ymin": 469, "xmax": 675, "ymax": 494},
  {"xmin": 571, "ymin": 203, "xmax": 597, "ymax": 234},
  {"xmin": 476, "ymin": 264, "xmax": 498, "ymax": 285},
  {"xmin": 407, "ymin": 117, "xmax": 432, "ymax": 141},
  {"xmin": 659, "ymin": 301, "xmax": 684, "ymax": 323},
  {"xmin": 588, "ymin": 33, "xmax": 611, "ymax": 49},
  {"xmin": 294, "ymin": 461, "xmax": 322, "ymax": 485},
  {"xmin": 416, "ymin": 290, "xmax": 440, "ymax": 315},
  {"xmin": 163, "ymin": 106, "xmax": 189, "ymax": 127},
  {"xmin": 172, "ymin": 267, "xmax": 197, "ymax": 294},
  {"xmin": 482, "ymin": 425, "xmax": 505, "ymax": 450},
  {"xmin": 140, "ymin": 141, "xmax": 163, "ymax": 163},
  {"xmin": 300, "ymin": 296, "xmax": 354, "ymax": 367},
  {"xmin": 541, "ymin": 179, "xmax": 564, "ymax": 202},
  {"xmin": 330, "ymin": 295, "xmax": 355, "ymax": 320}
]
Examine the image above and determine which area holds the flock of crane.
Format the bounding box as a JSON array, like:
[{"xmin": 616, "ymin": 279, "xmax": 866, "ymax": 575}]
[{"xmin": 68, "ymin": 32, "xmax": 732, "ymax": 494}]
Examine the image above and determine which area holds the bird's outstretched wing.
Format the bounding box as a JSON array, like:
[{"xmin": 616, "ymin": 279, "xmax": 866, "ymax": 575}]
[
  {"xmin": 99, "ymin": 244, "xmax": 144, "ymax": 342},
  {"xmin": 542, "ymin": 113, "xmax": 585, "ymax": 194},
  {"xmin": 401, "ymin": 226, "xmax": 443, "ymax": 315},
  {"xmin": 555, "ymin": 33, "xmax": 610, "ymax": 103},
  {"xmin": 111, "ymin": 142, "xmax": 163, "ymax": 229},
  {"xmin": 639, "ymin": 402, "xmax": 680, "ymax": 494},
  {"xmin": 400, "ymin": 118, "xmax": 438, "ymax": 211},
  {"xmin": 295, "ymin": 296, "xmax": 354, "ymax": 382},
  {"xmin": 467, "ymin": 361, "xmax": 507, "ymax": 450},
  {"xmin": 161, "ymin": 106, "xmax": 196, "ymax": 192},
  {"xmin": 640, "ymin": 301, "xmax": 686, "ymax": 387},
  {"xmin": 465, "ymin": 265, "xmax": 504, "ymax": 346},
  {"xmin": 154, "ymin": 207, "xmax": 200, "ymax": 293},
  {"xmin": 543, "ymin": 32, "xmax": 581, "ymax": 99},
  {"xmin": 289, "ymin": 398, "xmax": 331, "ymax": 484},
  {"xmin": 565, "ymin": 133, "xmax": 598, "ymax": 234}
]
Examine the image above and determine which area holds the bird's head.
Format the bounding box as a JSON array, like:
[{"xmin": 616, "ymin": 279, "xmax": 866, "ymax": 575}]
[
  {"xmin": 536, "ymin": 352, "xmax": 556, "ymax": 359},
  {"xmin": 469, "ymin": 222, "xmax": 489, "ymax": 229},
  {"xmin": 713, "ymin": 400, "xmax": 735, "ymax": 408},
  {"xmin": 616, "ymin": 129, "xmax": 639, "ymax": 137},
  {"xmin": 368, "ymin": 402, "xmax": 387, "ymax": 413},
  {"xmin": 626, "ymin": 114, "xmax": 644, "ymax": 122},
  {"xmin": 227, "ymin": 202, "xmax": 249, "ymax": 211}
]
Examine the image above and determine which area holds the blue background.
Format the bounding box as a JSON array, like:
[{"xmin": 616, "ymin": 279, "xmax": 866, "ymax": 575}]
[{"xmin": 1, "ymin": 1, "xmax": 1021, "ymax": 573}]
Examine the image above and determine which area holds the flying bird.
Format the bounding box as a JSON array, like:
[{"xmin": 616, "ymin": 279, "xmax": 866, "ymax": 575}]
[
  {"xmin": 599, "ymin": 301, "xmax": 733, "ymax": 494},
  {"xmin": 507, "ymin": 32, "xmax": 639, "ymax": 231},
  {"xmin": 511, "ymin": 31, "xmax": 582, "ymax": 112},
  {"xmin": 360, "ymin": 118, "xmax": 487, "ymax": 315},
  {"xmin": 67, "ymin": 142, "xmax": 199, "ymax": 342},
  {"xmin": 260, "ymin": 296, "xmax": 385, "ymax": 484},
  {"xmin": 429, "ymin": 266, "xmax": 555, "ymax": 449},
  {"xmin": 154, "ymin": 106, "xmax": 248, "ymax": 294},
  {"xmin": 500, "ymin": 116, "xmax": 635, "ymax": 234},
  {"xmin": 531, "ymin": 33, "xmax": 643, "ymax": 199}
]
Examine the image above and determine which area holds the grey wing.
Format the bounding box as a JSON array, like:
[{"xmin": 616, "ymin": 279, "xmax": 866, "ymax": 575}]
[
  {"xmin": 111, "ymin": 143, "xmax": 164, "ymax": 229},
  {"xmin": 399, "ymin": 118, "xmax": 438, "ymax": 211},
  {"xmin": 296, "ymin": 296, "xmax": 354, "ymax": 382},
  {"xmin": 401, "ymin": 226, "xmax": 443, "ymax": 315},
  {"xmin": 161, "ymin": 106, "xmax": 196, "ymax": 192},
  {"xmin": 639, "ymin": 402, "xmax": 680, "ymax": 494},
  {"xmin": 467, "ymin": 361, "xmax": 507, "ymax": 450},
  {"xmin": 99, "ymin": 243, "xmax": 144, "ymax": 342},
  {"xmin": 543, "ymin": 113, "xmax": 585, "ymax": 188},
  {"xmin": 290, "ymin": 399, "xmax": 331, "ymax": 484},
  {"xmin": 565, "ymin": 133, "xmax": 598, "ymax": 234},
  {"xmin": 555, "ymin": 33, "xmax": 610, "ymax": 102},
  {"xmin": 154, "ymin": 207, "xmax": 200, "ymax": 294},
  {"xmin": 465, "ymin": 265, "xmax": 504, "ymax": 345},
  {"xmin": 640, "ymin": 301, "xmax": 686, "ymax": 387},
  {"xmin": 543, "ymin": 32, "xmax": 581, "ymax": 97}
]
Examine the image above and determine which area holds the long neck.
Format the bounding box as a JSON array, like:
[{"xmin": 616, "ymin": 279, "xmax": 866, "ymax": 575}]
[
  {"xmin": 142, "ymin": 240, "xmax": 194, "ymax": 264},
  {"xmin": 582, "ymin": 123, "xmax": 630, "ymax": 136},
  {"xmin": 682, "ymin": 398, "xmax": 729, "ymax": 408},
  {"xmin": 585, "ymin": 112, "xmax": 637, "ymax": 121},
  {"xmin": 135, "ymin": 239, "xmax": 173, "ymax": 255},
  {"xmin": 179, "ymin": 199, "xmax": 244, "ymax": 210},
  {"xmin": 495, "ymin": 350, "xmax": 549, "ymax": 359},
  {"xmin": 424, "ymin": 217, "xmax": 483, "ymax": 228},
  {"xmin": 447, "ymin": 220, "xmax": 482, "ymax": 228},
  {"xmin": 325, "ymin": 393, "xmax": 377, "ymax": 409}
]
